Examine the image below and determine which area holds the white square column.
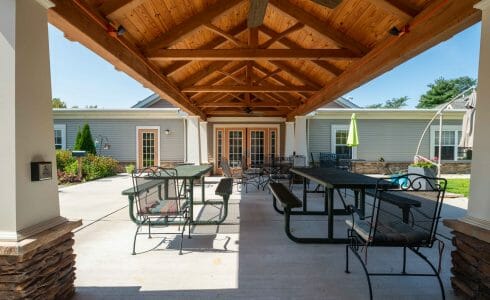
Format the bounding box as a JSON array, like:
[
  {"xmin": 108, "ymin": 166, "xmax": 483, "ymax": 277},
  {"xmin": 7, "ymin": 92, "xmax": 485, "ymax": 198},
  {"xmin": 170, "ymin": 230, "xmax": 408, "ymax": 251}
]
[
  {"xmin": 199, "ymin": 121, "xmax": 209, "ymax": 164},
  {"xmin": 294, "ymin": 116, "xmax": 308, "ymax": 164},
  {"xmin": 463, "ymin": 0, "xmax": 490, "ymax": 229},
  {"xmin": 0, "ymin": 0, "xmax": 64, "ymax": 240},
  {"xmin": 285, "ymin": 122, "xmax": 295, "ymax": 157},
  {"xmin": 186, "ymin": 116, "xmax": 201, "ymax": 165}
]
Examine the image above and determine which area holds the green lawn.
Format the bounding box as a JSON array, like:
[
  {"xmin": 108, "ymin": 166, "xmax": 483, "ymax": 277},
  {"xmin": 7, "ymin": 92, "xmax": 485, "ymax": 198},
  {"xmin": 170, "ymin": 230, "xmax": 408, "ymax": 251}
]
[{"xmin": 446, "ymin": 179, "xmax": 470, "ymax": 197}]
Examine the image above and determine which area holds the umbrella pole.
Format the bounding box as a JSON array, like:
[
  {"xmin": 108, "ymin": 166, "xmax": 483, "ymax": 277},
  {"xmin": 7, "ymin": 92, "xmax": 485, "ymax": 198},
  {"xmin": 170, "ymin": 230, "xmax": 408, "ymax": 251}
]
[{"xmin": 438, "ymin": 114, "xmax": 442, "ymax": 177}]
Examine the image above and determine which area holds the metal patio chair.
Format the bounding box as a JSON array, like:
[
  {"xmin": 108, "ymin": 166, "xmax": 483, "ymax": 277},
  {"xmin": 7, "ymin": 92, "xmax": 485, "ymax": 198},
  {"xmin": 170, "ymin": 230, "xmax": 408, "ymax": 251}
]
[
  {"xmin": 131, "ymin": 167, "xmax": 191, "ymax": 255},
  {"xmin": 220, "ymin": 157, "xmax": 254, "ymax": 192},
  {"xmin": 345, "ymin": 173, "xmax": 447, "ymax": 300}
]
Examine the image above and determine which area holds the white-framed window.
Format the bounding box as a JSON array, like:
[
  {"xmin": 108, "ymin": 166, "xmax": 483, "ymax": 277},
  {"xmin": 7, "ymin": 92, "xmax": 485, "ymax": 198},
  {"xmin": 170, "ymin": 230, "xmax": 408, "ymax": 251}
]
[
  {"xmin": 331, "ymin": 125, "xmax": 357, "ymax": 159},
  {"xmin": 430, "ymin": 125, "xmax": 465, "ymax": 161},
  {"xmin": 54, "ymin": 124, "xmax": 66, "ymax": 150}
]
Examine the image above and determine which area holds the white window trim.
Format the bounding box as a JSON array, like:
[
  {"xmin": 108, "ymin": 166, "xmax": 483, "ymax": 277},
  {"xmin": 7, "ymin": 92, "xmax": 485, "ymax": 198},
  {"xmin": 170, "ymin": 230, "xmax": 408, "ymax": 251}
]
[
  {"xmin": 135, "ymin": 126, "xmax": 161, "ymax": 169},
  {"xmin": 430, "ymin": 125, "xmax": 462, "ymax": 161},
  {"xmin": 54, "ymin": 124, "xmax": 66, "ymax": 150},
  {"xmin": 331, "ymin": 124, "xmax": 357, "ymax": 159}
]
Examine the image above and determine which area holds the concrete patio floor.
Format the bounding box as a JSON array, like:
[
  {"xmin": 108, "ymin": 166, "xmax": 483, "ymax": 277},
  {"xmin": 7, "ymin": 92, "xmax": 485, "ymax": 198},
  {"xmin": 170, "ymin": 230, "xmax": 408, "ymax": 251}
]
[{"xmin": 59, "ymin": 174, "xmax": 468, "ymax": 299}]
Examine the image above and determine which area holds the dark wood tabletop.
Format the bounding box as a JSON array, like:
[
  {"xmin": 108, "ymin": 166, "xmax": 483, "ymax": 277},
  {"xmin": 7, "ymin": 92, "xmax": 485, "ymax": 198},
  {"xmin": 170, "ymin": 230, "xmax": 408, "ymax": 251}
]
[{"xmin": 290, "ymin": 167, "xmax": 394, "ymax": 189}]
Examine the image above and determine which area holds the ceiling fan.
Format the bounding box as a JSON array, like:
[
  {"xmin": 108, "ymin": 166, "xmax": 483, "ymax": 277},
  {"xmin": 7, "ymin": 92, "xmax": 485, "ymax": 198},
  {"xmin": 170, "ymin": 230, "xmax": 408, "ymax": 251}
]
[{"xmin": 248, "ymin": 0, "xmax": 343, "ymax": 28}]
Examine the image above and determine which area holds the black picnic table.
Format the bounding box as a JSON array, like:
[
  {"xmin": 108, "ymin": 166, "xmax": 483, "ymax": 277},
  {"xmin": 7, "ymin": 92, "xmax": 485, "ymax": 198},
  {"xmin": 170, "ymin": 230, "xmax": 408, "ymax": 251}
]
[
  {"xmin": 289, "ymin": 167, "xmax": 396, "ymax": 243},
  {"xmin": 122, "ymin": 164, "xmax": 217, "ymax": 225}
]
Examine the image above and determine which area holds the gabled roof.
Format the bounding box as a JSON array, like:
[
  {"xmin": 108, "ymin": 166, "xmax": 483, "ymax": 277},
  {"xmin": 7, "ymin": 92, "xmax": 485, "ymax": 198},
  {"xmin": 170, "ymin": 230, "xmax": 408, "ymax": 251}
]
[
  {"xmin": 49, "ymin": 0, "xmax": 480, "ymax": 119},
  {"xmin": 134, "ymin": 94, "xmax": 358, "ymax": 109}
]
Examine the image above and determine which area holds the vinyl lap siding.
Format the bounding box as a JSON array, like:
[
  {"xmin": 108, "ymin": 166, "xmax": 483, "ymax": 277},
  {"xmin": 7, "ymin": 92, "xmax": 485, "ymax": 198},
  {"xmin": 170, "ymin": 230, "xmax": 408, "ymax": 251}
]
[
  {"xmin": 308, "ymin": 119, "xmax": 461, "ymax": 162},
  {"xmin": 54, "ymin": 119, "xmax": 184, "ymax": 162}
]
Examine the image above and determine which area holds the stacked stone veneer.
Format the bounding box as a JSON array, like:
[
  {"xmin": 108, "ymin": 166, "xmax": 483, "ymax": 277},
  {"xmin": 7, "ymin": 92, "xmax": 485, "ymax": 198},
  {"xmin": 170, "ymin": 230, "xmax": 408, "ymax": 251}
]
[
  {"xmin": 444, "ymin": 219, "xmax": 490, "ymax": 299},
  {"xmin": 0, "ymin": 221, "xmax": 81, "ymax": 299}
]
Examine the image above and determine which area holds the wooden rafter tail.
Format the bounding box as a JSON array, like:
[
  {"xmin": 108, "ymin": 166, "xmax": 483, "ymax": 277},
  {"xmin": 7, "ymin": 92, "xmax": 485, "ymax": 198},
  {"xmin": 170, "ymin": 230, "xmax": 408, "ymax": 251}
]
[
  {"xmin": 287, "ymin": 0, "xmax": 481, "ymax": 120},
  {"xmin": 48, "ymin": 0, "xmax": 205, "ymax": 120},
  {"xmin": 148, "ymin": 49, "xmax": 360, "ymax": 61}
]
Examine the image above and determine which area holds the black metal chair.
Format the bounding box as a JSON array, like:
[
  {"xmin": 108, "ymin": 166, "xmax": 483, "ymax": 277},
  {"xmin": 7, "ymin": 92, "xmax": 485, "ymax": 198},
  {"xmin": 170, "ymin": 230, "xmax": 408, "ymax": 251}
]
[
  {"xmin": 319, "ymin": 152, "xmax": 337, "ymax": 168},
  {"xmin": 131, "ymin": 167, "xmax": 191, "ymax": 255},
  {"xmin": 345, "ymin": 173, "xmax": 447, "ymax": 300}
]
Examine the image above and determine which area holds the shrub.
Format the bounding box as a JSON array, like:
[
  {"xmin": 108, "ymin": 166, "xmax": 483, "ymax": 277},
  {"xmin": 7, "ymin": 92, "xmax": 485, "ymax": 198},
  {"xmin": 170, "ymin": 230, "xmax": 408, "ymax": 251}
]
[
  {"xmin": 74, "ymin": 123, "xmax": 96, "ymax": 155},
  {"xmin": 57, "ymin": 170, "xmax": 81, "ymax": 185},
  {"xmin": 409, "ymin": 162, "xmax": 436, "ymax": 169},
  {"xmin": 65, "ymin": 160, "xmax": 79, "ymax": 176},
  {"xmin": 82, "ymin": 154, "xmax": 119, "ymax": 180},
  {"xmin": 56, "ymin": 150, "xmax": 75, "ymax": 171},
  {"xmin": 125, "ymin": 164, "xmax": 135, "ymax": 174}
]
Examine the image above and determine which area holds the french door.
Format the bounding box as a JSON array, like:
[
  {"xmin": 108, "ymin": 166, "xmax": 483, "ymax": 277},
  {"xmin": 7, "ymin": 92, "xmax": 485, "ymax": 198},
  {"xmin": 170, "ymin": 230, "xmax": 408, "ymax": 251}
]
[
  {"xmin": 215, "ymin": 127, "xmax": 278, "ymax": 173},
  {"xmin": 137, "ymin": 127, "xmax": 160, "ymax": 169}
]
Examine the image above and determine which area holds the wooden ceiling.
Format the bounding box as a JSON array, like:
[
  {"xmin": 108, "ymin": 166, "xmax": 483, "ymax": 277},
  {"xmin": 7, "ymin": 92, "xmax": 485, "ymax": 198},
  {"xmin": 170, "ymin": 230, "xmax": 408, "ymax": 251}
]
[{"xmin": 48, "ymin": 0, "xmax": 481, "ymax": 120}]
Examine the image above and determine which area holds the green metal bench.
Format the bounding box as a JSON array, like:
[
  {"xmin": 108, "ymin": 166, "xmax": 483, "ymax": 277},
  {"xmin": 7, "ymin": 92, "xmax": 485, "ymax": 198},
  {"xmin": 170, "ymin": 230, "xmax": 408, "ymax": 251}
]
[{"xmin": 122, "ymin": 177, "xmax": 233, "ymax": 225}]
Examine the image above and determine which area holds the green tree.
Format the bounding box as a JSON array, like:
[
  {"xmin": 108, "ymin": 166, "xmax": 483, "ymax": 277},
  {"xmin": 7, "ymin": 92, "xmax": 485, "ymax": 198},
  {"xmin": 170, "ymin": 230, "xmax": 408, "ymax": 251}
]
[
  {"xmin": 417, "ymin": 76, "xmax": 476, "ymax": 108},
  {"xmin": 366, "ymin": 96, "xmax": 408, "ymax": 109},
  {"xmin": 52, "ymin": 98, "xmax": 67, "ymax": 108},
  {"xmin": 74, "ymin": 123, "xmax": 96, "ymax": 155}
]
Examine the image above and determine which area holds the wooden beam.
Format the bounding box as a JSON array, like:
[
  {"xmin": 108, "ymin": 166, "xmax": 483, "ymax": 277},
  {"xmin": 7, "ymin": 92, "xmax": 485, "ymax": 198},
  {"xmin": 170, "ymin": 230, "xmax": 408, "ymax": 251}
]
[
  {"xmin": 180, "ymin": 61, "xmax": 230, "ymax": 88},
  {"xmin": 252, "ymin": 63, "xmax": 308, "ymax": 100},
  {"xmin": 248, "ymin": 0, "xmax": 269, "ymax": 28},
  {"xmin": 148, "ymin": 49, "xmax": 360, "ymax": 61},
  {"xmin": 183, "ymin": 85, "xmax": 317, "ymax": 93},
  {"xmin": 310, "ymin": 0, "xmax": 343, "ymax": 9},
  {"xmin": 268, "ymin": 61, "xmax": 322, "ymax": 89},
  {"xmin": 367, "ymin": 0, "xmax": 418, "ymax": 20},
  {"xmin": 269, "ymin": 0, "xmax": 369, "ymax": 55},
  {"xmin": 184, "ymin": 62, "xmax": 247, "ymax": 91},
  {"xmin": 203, "ymin": 23, "xmax": 248, "ymax": 47},
  {"xmin": 217, "ymin": 70, "xmax": 247, "ymax": 85},
  {"xmin": 255, "ymin": 69, "xmax": 281, "ymax": 84},
  {"xmin": 161, "ymin": 22, "xmax": 248, "ymax": 76},
  {"xmin": 260, "ymin": 23, "xmax": 304, "ymax": 48},
  {"xmin": 259, "ymin": 25, "xmax": 344, "ymax": 76},
  {"xmin": 145, "ymin": 0, "xmax": 243, "ymax": 51},
  {"xmin": 288, "ymin": 0, "xmax": 481, "ymax": 119},
  {"xmin": 201, "ymin": 101, "xmax": 291, "ymax": 108},
  {"xmin": 48, "ymin": 0, "xmax": 205, "ymax": 119},
  {"xmin": 98, "ymin": 0, "xmax": 145, "ymax": 18}
]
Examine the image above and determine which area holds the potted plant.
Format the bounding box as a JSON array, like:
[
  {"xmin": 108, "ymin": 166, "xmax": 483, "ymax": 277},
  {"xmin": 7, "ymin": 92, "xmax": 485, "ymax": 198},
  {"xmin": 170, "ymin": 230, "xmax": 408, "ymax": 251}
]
[{"xmin": 408, "ymin": 161, "xmax": 437, "ymax": 190}]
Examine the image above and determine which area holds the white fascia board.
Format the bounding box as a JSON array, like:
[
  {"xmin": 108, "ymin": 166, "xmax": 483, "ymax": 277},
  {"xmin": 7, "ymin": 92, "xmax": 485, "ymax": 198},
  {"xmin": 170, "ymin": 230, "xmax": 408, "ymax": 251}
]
[
  {"xmin": 312, "ymin": 109, "xmax": 465, "ymax": 120},
  {"xmin": 52, "ymin": 108, "xmax": 183, "ymax": 120},
  {"xmin": 206, "ymin": 116, "xmax": 286, "ymax": 122}
]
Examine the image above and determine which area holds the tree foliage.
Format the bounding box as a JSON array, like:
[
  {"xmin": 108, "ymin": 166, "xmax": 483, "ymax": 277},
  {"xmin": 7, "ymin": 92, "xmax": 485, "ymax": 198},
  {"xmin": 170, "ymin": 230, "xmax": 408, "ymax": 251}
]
[
  {"xmin": 366, "ymin": 96, "xmax": 408, "ymax": 109},
  {"xmin": 417, "ymin": 76, "xmax": 476, "ymax": 108},
  {"xmin": 74, "ymin": 123, "xmax": 96, "ymax": 155},
  {"xmin": 52, "ymin": 98, "xmax": 67, "ymax": 108}
]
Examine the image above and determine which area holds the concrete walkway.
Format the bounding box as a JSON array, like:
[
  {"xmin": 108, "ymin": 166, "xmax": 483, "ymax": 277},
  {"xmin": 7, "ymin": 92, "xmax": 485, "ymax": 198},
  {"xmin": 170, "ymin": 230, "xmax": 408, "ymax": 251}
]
[{"xmin": 59, "ymin": 174, "xmax": 468, "ymax": 299}]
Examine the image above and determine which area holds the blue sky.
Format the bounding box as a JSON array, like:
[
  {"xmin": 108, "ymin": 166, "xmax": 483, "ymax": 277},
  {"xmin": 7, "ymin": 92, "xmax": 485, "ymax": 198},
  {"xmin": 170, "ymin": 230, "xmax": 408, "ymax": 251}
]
[{"xmin": 48, "ymin": 23, "xmax": 481, "ymax": 109}]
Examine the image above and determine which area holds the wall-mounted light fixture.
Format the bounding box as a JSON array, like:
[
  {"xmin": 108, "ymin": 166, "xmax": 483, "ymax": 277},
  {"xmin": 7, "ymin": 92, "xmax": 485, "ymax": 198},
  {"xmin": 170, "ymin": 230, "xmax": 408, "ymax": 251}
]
[{"xmin": 164, "ymin": 129, "xmax": 171, "ymax": 135}]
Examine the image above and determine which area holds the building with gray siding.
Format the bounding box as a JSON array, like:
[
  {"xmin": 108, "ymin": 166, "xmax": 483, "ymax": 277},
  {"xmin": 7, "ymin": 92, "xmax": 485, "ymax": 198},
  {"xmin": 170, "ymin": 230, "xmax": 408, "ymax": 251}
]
[{"xmin": 53, "ymin": 94, "xmax": 469, "ymax": 173}]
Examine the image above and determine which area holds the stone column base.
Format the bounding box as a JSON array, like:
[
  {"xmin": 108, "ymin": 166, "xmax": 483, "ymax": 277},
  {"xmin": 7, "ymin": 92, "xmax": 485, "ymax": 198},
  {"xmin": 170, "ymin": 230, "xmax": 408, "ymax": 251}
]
[
  {"xmin": 0, "ymin": 220, "xmax": 82, "ymax": 299},
  {"xmin": 444, "ymin": 219, "xmax": 490, "ymax": 299}
]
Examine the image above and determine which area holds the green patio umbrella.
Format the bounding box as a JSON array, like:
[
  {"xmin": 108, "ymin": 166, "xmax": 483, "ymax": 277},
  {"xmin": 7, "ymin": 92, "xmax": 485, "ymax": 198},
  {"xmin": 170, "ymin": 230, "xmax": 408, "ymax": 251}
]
[{"xmin": 347, "ymin": 113, "xmax": 359, "ymax": 147}]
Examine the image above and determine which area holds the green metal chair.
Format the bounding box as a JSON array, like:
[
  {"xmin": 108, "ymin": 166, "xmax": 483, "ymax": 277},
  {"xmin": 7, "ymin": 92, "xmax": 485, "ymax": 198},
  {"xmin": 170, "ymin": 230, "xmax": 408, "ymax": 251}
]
[{"xmin": 131, "ymin": 167, "xmax": 191, "ymax": 255}]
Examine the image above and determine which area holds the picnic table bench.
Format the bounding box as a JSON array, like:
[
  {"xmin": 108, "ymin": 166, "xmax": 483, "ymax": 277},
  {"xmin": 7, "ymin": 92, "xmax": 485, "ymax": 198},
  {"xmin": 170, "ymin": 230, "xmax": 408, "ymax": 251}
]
[{"xmin": 122, "ymin": 166, "xmax": 233, "ymax": 225}]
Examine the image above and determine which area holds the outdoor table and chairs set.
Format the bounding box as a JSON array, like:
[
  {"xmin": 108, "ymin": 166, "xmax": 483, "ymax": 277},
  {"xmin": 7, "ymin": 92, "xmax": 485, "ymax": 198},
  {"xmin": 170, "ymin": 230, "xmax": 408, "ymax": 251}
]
[{"xmin": 268, "ymin": 162, "xmax": 448, "ymax": 299}]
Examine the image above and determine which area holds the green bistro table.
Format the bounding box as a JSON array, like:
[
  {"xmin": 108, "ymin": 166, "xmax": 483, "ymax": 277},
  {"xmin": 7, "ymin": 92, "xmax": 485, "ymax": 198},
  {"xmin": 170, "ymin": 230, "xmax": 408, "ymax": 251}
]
[{"xmin": 122, "ymin": 164, "xmax": 216, "ymax": 225}]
